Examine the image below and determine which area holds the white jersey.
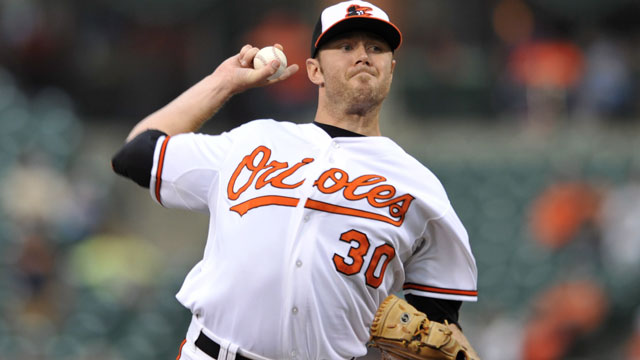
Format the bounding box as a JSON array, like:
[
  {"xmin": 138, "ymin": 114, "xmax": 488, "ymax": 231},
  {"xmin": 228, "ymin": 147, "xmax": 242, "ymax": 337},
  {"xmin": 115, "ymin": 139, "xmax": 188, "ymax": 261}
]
[{"xmin": 149, "ymin": 120, "xmax": 477, "ymax": 359}]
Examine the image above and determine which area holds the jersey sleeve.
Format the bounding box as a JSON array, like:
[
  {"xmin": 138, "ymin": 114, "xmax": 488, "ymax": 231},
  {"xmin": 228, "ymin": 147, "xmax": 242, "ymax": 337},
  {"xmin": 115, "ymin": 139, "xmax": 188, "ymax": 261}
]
[
  {"xmin": 403, "ymin": 206, "xmax": 478, "ymax": 302},
  {"xmin": 149, "ymin": 131, "xmax": 233, "ymax": 213}
]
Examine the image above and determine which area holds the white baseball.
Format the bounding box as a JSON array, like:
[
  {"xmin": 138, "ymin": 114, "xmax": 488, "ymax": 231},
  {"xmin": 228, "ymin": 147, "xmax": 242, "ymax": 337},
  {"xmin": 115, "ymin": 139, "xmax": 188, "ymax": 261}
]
[{"xmin": 253, "ymin": 46, "xmax": 287, "ymax": 80}]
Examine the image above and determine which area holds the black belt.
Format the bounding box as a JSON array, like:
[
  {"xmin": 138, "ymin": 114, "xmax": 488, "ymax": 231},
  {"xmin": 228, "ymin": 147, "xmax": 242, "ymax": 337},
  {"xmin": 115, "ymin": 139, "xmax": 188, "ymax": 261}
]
[
  {"xmin": 195, "ymin": 331, "xmax": 355, "ymax": 360},
  {"xmin": 195, "ymin": 331, "xmax": 251, "ymax": 360}
]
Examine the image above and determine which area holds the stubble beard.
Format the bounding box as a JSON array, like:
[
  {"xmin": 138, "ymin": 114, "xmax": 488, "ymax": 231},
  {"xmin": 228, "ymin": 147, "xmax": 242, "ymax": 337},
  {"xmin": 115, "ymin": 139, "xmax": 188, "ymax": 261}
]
[{"xmin": 325, "ymin": 73, "xmax": 390, "ymax": 116}]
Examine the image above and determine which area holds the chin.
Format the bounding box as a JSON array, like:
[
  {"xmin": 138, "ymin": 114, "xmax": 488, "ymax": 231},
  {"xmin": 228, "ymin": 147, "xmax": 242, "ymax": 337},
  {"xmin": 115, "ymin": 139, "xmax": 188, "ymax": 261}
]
[
  {"xmin": 353, "ymin": 73, "xmax": 375, "ymax": 83},
  {"xmin": 351, "ymin": 78, "xmax": 375, "ymax": 91},
  {"xmin": 349, "ymin": 90, "xmax": 384, "ymax": 110}
]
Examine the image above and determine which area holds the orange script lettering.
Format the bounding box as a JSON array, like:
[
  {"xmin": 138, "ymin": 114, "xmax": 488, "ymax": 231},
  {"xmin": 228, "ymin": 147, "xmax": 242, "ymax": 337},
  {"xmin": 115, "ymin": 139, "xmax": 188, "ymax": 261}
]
[{"xmin": 227, "ymin": 146, "xmax": 414, "ymax": 226}]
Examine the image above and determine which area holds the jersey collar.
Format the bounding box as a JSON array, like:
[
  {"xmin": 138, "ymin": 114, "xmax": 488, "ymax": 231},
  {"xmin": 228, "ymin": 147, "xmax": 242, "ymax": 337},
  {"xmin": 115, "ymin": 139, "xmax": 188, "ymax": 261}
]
[{"xmin": 313, "ymin": 121, "xmax": 365, "ymax": 138}]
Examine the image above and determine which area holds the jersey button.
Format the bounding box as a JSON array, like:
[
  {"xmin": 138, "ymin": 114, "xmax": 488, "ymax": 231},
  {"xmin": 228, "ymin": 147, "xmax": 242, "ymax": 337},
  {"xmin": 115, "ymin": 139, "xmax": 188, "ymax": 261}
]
[
  {"xmin": 292, "ymin": 306, "xmax": 298, "ymax": 314},
  {"xmin": 332, "ymin": 142, "xmax": 340, "ymax": 149},
  {"xmin": 303, "ymin": 214, "xmax": 310, "ymax": 222},
  {"xmin": 296, "ymin": 260, "xmax": 303, "ymax": 267}
]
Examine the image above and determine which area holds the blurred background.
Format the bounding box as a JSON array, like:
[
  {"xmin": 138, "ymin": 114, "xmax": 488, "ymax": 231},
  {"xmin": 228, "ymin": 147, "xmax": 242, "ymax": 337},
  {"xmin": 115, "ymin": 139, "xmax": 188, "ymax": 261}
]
[{"xmin": 0, "ymin": 0, "xmax": 639, "ymax": 359}]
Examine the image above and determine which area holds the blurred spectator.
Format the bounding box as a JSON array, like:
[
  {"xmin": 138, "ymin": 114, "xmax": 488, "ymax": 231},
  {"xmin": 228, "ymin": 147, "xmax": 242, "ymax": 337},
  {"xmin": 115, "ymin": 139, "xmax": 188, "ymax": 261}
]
[
  {"xmin": 627, "ymin": 307, "xmax": 640, "ymax": 360},
  {"xmin": 599, "ymin": 181, "xmax": 640, "ymax": 275},
  {"xmin": 0, "ymin": 0, "xmax": 636, "ymax": 122},
  {"xmin": 2, "ymin": 229, "xmax": 75, "ymax": 359},
  {"xmin": 10, "ymin": 231, "xmax": 61, "ymax": 331},
  {"xmin": 14, "ymin": 232, "xmax": 56, "ymax": 303},
  {"xmin": 529, "ymin": 180, "xmax": 602, "ymax": 250},
  {"xmin": 0, "ymin": 0, "xmax": 75, "ymax": 90},
  {"xmin": 244, "ymin": 11, "xmax": 315, "ymax": 105},
  {"xmin": 240, "ymin": 11, "xmax": 316, "ymax": 121},
  {"xmin": 492, "ymin": 0, "xmax": 534, "ymax": 46},
  {"xmin": 0, "ymin": 154, "xmax": 75, "ymax": 230},
  {"xmin": 506, "ymin": 40, "xmax": 585, "ymax": 129},
  {"xmin": 598, "ymin": 176, "xmax": 640, "ymax": 360},
  {"xmin": 478, "ymin": 314, "xmax": 524, "ymax": 360},
  {"xmin": 66, "ymin": 231, "xmax": 161, "ymax": 306},
  {"xmin": 574, "ymin": 35, "xmax": 635, "ymax": 121},
  {"xmin": 508, "ymin": 41, "xmax": 584, "ymax": 90},
  {"xmin": 521, "ymin": 280, "xmax": 609, "ymax": 360}
]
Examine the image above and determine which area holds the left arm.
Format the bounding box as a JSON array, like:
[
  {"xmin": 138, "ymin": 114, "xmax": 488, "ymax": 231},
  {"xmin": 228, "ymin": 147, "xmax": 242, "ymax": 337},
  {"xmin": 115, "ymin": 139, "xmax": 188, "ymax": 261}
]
[
  {"xmin": 370, "ymin": 294, "xmax": 480, "ymax": 359},
  {"xmin": 406, "ymin": 294, "xmax": 480, "ymax": 359}
]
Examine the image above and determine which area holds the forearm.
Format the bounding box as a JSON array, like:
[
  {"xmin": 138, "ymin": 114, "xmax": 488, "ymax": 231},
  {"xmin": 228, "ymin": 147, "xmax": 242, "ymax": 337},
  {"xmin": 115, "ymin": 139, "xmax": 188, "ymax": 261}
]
[
  {"xmin": 124, "ymin": 43, "xmax": 298, "ymax": 143},
  {"xmin": 126, "ymin": 73, "xmax": 233, "ymax": 142}
]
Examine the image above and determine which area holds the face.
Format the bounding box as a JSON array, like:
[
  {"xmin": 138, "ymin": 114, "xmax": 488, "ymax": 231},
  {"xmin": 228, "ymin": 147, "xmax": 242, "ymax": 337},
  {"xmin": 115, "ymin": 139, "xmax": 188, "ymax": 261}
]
[{"xmin": 308, "ymin": 31, "xmax": 396, "ymax": 115}]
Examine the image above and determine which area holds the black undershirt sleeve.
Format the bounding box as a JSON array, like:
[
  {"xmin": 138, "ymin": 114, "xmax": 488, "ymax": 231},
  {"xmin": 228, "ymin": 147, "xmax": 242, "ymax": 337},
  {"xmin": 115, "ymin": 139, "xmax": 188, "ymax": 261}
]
[
  {"xmin": 405, "ymin": 294, "xmax": 462, "ymax": 328},
  {"xmin": 111, "ymin": 129, "xmax": 167, "ymax": 188}
]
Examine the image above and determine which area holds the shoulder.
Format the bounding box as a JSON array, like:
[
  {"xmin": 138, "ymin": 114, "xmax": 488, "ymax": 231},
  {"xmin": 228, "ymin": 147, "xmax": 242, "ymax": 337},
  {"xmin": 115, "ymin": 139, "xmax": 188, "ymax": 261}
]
[
  {"xmin": 375, "ymin": 141, "xmax": 452, "ymax": 215},
  {"xmin": 378, "ymin": 140, "xmax": 448, "ymax": 196},
  {"xmin": 233, "ymin": 119, "xmax": 298, "ymax": 133},
  {"xmin": 169, "ymin": 119, "xmax": 295, "ymax": 143},
  {"xmin": 227, "ymin": 119, "xmax": 324, "ymax": 144}
]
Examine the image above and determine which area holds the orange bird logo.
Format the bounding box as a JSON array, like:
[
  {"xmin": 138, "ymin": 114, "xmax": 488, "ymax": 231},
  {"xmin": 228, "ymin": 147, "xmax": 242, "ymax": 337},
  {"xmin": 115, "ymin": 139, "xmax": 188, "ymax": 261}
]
[{"xmin": 346, "ymin": 4, "xmax": 373, "ymax": 17}]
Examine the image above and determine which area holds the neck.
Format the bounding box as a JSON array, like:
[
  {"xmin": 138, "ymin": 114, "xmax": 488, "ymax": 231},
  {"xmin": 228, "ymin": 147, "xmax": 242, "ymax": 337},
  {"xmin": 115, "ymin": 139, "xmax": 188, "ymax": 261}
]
[{"xmin": 314, "ymin": 97, "xmax": 382, "ymax": 136}]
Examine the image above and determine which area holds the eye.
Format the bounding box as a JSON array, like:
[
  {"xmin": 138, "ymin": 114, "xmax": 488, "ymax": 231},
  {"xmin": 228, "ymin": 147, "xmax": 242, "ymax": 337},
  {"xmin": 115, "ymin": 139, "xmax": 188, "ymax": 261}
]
[
  {"xmin": 340, "ymin": 43, "xmax": 353, "ymax": 51},
  {"xmin": 368, "ymin": 43, "xmax": 385, "ymax": 53}
]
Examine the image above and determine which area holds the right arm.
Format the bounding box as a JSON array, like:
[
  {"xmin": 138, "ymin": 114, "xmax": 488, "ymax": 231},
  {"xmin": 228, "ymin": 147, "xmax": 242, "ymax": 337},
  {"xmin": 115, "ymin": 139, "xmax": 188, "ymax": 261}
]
[
  {"xmin": 113, "ymin": 44, "xmax": 299, "ymax": 188},
  {"xmin": 125, "ymin": 44, "xmax": 299, "ymax": 142}
]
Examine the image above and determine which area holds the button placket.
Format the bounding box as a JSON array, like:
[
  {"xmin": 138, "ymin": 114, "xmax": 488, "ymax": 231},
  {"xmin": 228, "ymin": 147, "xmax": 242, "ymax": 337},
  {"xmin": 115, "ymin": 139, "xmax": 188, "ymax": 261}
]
[{"xmin": 329, "ymin": 140, "xmax": 341, "ymax": 163}]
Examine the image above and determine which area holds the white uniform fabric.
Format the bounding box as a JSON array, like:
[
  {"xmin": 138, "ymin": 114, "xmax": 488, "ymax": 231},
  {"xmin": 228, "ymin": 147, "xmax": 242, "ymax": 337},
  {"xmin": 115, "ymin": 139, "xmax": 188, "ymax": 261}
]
[
  {"xmin": 178, "ymin": 315, "xmax": 272, "ymax": 360},
  {"xmin": 150, "ymin": 120, "xmax": 477, "ymax": 360}
]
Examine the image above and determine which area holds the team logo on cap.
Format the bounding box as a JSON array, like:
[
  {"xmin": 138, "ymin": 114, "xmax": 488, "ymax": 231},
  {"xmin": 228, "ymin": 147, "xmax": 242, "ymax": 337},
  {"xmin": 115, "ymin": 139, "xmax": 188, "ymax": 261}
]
[{"xmin": 346, "ymin": 4, "xmax": 373, "ymax": 17}]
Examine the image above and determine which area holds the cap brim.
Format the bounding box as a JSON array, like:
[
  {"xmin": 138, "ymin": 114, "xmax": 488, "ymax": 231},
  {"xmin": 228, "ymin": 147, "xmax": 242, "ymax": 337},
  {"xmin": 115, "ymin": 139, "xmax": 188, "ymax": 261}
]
[{"xmin": 313, "ymin": 16, "xmax": 402, "ymax": 57}]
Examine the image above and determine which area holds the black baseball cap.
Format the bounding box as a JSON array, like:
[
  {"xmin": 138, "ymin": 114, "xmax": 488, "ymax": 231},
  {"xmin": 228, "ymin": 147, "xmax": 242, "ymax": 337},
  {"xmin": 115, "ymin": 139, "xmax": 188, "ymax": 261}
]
[{"xmin": 311, "ymin": 1, "xmax": 402, "ymax": 58}]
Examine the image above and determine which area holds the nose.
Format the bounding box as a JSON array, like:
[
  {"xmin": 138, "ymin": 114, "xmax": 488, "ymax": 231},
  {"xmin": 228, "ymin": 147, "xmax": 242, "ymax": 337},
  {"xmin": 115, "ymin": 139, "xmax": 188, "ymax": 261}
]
[{"xmin": 354, "ymin": 43, "xmax": 371, "ymax": 66}]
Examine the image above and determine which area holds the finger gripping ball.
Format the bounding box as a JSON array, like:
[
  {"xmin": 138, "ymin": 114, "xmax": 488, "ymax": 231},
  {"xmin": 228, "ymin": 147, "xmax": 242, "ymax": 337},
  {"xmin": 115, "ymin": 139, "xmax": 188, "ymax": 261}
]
[{"xmin": 253, "ymin": 46, "xmax": 287, "ymax": 80}]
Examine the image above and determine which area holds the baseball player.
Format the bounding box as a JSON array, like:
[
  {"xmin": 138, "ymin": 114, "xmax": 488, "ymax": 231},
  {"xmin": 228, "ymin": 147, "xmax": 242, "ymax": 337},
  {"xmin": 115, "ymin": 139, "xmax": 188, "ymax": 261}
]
[{"xmin": 112, "ymin": 1, "xmax": 478, "ymax": 359}]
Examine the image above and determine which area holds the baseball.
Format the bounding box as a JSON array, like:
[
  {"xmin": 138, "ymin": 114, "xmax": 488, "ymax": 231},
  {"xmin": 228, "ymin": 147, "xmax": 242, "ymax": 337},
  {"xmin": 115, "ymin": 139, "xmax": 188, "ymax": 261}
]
[{"xmin": 253, "ymin": 46, "xmax": 287, "ymax": 80}]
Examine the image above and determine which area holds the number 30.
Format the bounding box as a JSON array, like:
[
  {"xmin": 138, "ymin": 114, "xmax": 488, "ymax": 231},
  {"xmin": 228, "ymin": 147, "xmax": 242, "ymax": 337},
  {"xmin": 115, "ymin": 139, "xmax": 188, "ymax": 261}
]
[{"xmin": 332, "ymin": 229, "xmax": 396, "ymax": 288}]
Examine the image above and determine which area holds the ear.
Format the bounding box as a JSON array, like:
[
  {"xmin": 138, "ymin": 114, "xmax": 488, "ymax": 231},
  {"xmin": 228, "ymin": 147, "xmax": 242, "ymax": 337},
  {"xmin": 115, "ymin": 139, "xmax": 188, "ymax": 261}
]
[
  {"xmin": 387, "ymin": 58, "xmax": 396, "ymax": 83},
  {"xmin": 306, "ymin": 57, "xmax": 324, "ymax": 86}
]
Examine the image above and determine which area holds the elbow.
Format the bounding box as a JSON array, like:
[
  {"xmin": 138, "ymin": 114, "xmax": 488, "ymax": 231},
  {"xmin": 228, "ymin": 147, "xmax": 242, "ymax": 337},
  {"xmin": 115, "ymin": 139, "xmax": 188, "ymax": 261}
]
[{"xmin": 111, "ymin": 129, "xmax": 167, "ymax": 188}]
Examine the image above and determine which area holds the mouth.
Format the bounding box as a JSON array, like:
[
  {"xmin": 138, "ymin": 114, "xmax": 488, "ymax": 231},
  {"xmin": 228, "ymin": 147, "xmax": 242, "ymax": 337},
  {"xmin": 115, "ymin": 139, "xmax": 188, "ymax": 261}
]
[
  {"xmin": 349, "ymin": 67, "xmax": 376, "ymax": 79},
  {"xmin": 350, "ymin": 72, "xmax": 376, "ymax": 85},
  {"xmin": 353, "ymin": 72, "xmax": 374, "ymax": 81}
]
